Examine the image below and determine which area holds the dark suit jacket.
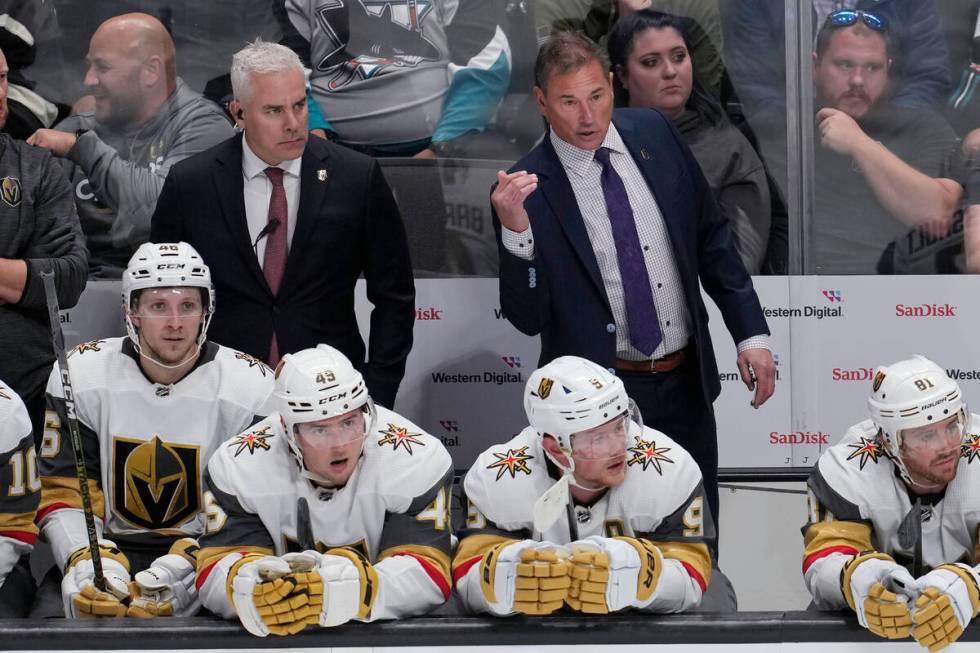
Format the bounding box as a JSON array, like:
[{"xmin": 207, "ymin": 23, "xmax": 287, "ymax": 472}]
[
  {"xmin": 494, "ymin": 108, "xmax": 768, "ymax": 404},
  {"xmin": 150, "ymin": 133, "xmax": 415, "ymax": 407}
]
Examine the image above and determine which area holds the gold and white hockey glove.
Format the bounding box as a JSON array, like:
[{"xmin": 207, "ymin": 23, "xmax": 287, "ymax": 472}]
[
  {"xmin": 128, "ymin": 538, "xmax": 200, "ymax": 618},
  {"xmin": 228, "ymin": 553, "xmax": 324, "ymax": 637},
  {"xmin": 62, "ymin": 540, "xmax": 132, "ymax": 618},
  {"xmin": 479, "ymin": 540, "xmax": 571, "ymax": 616},
  {"xmin": 841, "ymin": 552, "xmax": 916, "ymax": 640},
  {"xmin": 566, "ymin": 536, "xmax": 663, "ymax": 614},
  {"xmin": 911, "ymin": 564, "xmax": 980, "ymax": 652},
  {"xmin": 290, "ymin": 548, "xmax": 377, "ymax": 627}
]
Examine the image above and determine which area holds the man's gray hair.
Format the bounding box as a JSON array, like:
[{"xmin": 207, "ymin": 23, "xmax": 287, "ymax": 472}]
[{"xmin": 231, "ymin": 39, "xmax": 305, "ymax": 101}]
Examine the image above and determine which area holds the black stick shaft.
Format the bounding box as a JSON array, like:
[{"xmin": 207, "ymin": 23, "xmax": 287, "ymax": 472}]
[{"xmin": 40, "ymin": 271, "xmax": 105, "ymax": 591}]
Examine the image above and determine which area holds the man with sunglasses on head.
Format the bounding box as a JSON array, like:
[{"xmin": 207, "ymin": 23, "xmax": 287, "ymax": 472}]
[
  {"xmin": 196, "ymin": 344, "xmax": 453, "ymax": 637},
  {"xmin": 35, "ymin": 241, "xmax": 273, "ymax": 619},
  {"xmin": 804, "ymin": 356, "xmax": 980, "ymax": 651},
  {"xmin": 454, "ymin": 356, "xmax": 732, "ymax": 616},
  {"xmin": 807, "ymin": 9, "xmax": 962, "ymax": 274}
]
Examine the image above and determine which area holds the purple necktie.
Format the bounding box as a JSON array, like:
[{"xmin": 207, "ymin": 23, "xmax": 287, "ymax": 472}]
[{"xmin": 594, "ymin": 147, "xmax": 662, "ymax": 356}]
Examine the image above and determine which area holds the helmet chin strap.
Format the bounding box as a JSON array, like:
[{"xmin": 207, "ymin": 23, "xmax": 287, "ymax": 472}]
[{"xmin": 134, "ymin": 340, "xmax": 202, "ymax": 370}]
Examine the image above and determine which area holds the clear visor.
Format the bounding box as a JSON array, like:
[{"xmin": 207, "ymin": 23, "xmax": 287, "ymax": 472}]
[
  {"xmin": 132, "ymin": 288, "xmax": 205, "ymax": 319},
  {"xmin": 900, "ymin": 412, "xmax": 965, "ymax": 453},
  {"xmin": 570, "ymin": 411, "xmax": 635, "ymax": 461},
  {"xmin": 295, "ymin": 409, "xmax": 367, "ymax": 448}
]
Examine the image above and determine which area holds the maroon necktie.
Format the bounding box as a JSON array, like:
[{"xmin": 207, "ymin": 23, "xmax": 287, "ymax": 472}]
[{"xmin": 263, "ymin": 167, "xmax": 288, "ymax": 367}]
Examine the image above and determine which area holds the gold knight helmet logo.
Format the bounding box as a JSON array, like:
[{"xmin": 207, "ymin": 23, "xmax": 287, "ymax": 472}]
[
  {"xmin": 0, "ymin": 176, "xmax": 21, "ymax": 207},
  {"xmin": 113, "ymin": 436, "xmax": 200, "ymax": 530}
]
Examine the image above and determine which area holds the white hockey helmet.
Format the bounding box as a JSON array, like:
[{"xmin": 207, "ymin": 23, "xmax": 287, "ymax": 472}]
[
  {"xmin": 272, "ymin": 344, "xmax": 376, "ymax": 481},
  {"xmin": 867, "ymin": 355, "xmax": 966, "ymax": 484},
  {"xmin": 525, "ymin": 356, "xmax": 638, "ymax": 461},
  {"xmin": 122, "ymin": 242, "xmax": 215, "ymax": 350}
]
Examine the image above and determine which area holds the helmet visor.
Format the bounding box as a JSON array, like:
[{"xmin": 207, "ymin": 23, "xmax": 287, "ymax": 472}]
[
  {"xmin": 295, "ymin": 409, "xmax": 367, "ymax": 448},
  {"xmin": 570, "ymin": 413, "xmax": 630, "ymax": 460},
  {"xmin": 132, "ymin": 288, "xmax": 206, "ymax": 320}
]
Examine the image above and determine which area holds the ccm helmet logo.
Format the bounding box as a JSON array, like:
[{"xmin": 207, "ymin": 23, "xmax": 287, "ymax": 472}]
[{"xmin": 156, "ymin": 263, "xmax": 187, "ymax": 270}]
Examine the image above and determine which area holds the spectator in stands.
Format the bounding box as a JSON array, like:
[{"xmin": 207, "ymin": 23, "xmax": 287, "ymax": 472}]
[
  {"xmin": 803, "ymin": 355, "xmax": 980, "ymax": 651},
  {"xmin": 0, "ymin": 0, "xmax": 68, "ymax": 139},
  {"xmin": 278, "ymin": 0, "xmax": 511, "ymax": 157},
  {"xmin": 0, "ymin": 44, "xmax": 87, "ymax": 451},
  {"xmin": 723, "ymin": 0, "xmax": 951, "ymax": 119},
  {"xmin": 608, "ymin": 9, "xmax": 771, "ymax": 274},
  {"xmin": 26, "ymin": 13, "xmax": 233, "ymax": 278},
  {"xmin": 536, "ymin": 0, "xmax": 726, "ymax": 96},
  {"xmin": 763, "ymin": 11, "xmax": 961, "ymax": 274}
]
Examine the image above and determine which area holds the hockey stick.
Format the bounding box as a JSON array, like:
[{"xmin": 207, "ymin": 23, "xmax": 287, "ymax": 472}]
[
  {"xmin": 296, "ymin": 497, "xmax": 315, "ymax": 551},
  {"xmin": 40, "ymin": 270, "xmax": 106, "ymax": 592}
]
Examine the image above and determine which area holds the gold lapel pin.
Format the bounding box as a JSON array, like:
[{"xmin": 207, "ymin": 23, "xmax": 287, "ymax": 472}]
[{"xmin": 317, "ymin": 169, "xmax": 328, "ymax": 181}]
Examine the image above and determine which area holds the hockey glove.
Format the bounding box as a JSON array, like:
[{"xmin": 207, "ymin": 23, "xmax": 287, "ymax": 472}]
[
  {"xmin": 62, "ymin": 540, "xmax": 132, "ymax": 618},
  {"xmin": 479, "ymin": 540, "xmax": 571, "ymax": 616},
  {"xmin": 229, "ymin": 553, "xmax": 324, "ymax": 637},
  {"xmin": 911, "ymin": 564, "xmax": 980, "ymax": 652},
  {"xmin": 566, "ymin": 535, "xmax": 663, "ymax": 614},
  {"xmin": 841, "ymin": 552, "xmax": 916, "ymax": 639},
  {"xmin": 128, "ymin": 538, "xmax": 201, "ymax": 617}
]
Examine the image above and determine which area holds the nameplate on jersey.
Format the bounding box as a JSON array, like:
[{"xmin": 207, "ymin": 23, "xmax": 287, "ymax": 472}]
[{"xmin": 112, "ymin": 435, "xmax": 201, "ymax": 529}]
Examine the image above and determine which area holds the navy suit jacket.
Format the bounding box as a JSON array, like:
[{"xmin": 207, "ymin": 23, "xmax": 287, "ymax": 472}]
[
  {"xmin": 495, "ymin": 108, "xmax": 768, "ymax": 404},
  {"xmin": 150, "ymin": 133, "xmax": 415, "ymax": 407}
]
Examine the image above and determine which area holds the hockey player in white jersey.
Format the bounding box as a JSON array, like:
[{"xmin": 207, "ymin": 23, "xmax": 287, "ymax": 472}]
[
  {"xmin": 37, "ymin": 242, "xmax": 274, "ymax": 619},
  {"xmin": 0, "ymin": 380, "xmax": 40, "ymax": 616},
  {"xmin": 197, "ymin": 344, "xmax": 453, "ymax": 636},
  {"xmin": 804, "ymin": 355, "xmax": 980, "ymax": 651},
  {"xmin": 454, "ymin": 356, "xmax": 715, "ymax": 616}
]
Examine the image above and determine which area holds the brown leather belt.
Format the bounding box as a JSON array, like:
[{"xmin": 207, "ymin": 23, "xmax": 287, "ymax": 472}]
[{"xmin": 615, "ymin": 347, "xmax": 687, "ymax": 374}]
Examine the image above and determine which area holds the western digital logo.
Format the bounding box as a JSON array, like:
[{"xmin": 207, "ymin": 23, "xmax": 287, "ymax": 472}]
[
  {"xmin": 947, "ymin": 369, "xmax": 980, "ymax": 380},
  {"xmin": 501, "ymin": 356, "xmax": 521, "ymax": 369},
  {"xmin": 822, "ymin": 290, "xmax": 842, "ymax": 302},
  {"xmin": 762, "ymin": 306, "xmax": 842, "ymax": 319},
  {"xmin": 430, "ymin": 371, "xmax": 524, "ymax": 385}
]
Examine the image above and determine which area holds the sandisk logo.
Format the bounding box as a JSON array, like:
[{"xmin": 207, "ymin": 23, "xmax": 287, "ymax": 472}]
[
  {"xmin": 415, "ymin": 307, "xmax": 443, "ymax": 320},
  {"xmin": 832, "ymin": 367, "xmax": 875, "ymax": 381},
  {"xmin": 769, "ymin": 431, "xmax": 830, "ymax": 445},
  {"xmin": 895, "ymin": 303, "xmax": 957, "ymax": 317}
]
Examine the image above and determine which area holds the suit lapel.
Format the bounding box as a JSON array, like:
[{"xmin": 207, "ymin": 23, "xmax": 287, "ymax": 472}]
[
  {"xmin": 537, "ymin": 137, "xmax": 606, "ymax": 297},
  {"xmin": 282, "ymin": 141, "xmax": 332, "ymax": 292},
  {"xmin": 614, "ymin": 112, "xmax": 694, "ymax": 277},
  {"xmin": 213, "ymin": 136, "xmax": 268, "ymax": 292}
]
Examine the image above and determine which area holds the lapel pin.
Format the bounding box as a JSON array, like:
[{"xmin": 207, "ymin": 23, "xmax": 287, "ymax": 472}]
[
  {"xmin": 317, "ymin": 169, "xmax": 328, "ymax": 181},
  {"xmin": 640, "ymin": 148, "xmax": 651, "ymax": 160}
]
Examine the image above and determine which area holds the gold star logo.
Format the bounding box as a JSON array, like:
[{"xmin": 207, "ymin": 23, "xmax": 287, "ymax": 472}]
[
  {"xmin": 235, "ymin": 352, "xmax": 271, "ymax": 376},
  {"xmin": 377, "ymin": 423, "xmax": 425, "ymax": 455},
  {"xmin": 627, "ymin": 438, "xmax": 674, "ymax": 474},
  {"xmin": 487, "ymin": 446, "xmax": 534, "ymax": 481},
  {"xmin": 72, "ymin": 340, "xmax": 104, "ymax": 356},
  {"xmin": 846, "ymin": 437, "xmax": 882, "ymax": 470},
  {"xmin": 229, "ymin": 426, "xmax": 274, "ymax": 457},
  {"xmin": 961, "ymin": 434, "xmax": 980, "ymax": 464}
]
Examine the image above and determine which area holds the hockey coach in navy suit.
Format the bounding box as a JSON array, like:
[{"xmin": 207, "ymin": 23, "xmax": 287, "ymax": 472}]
[{"xmin": 491, "ymin": 31, "xmax": 775, "ymax": 530}]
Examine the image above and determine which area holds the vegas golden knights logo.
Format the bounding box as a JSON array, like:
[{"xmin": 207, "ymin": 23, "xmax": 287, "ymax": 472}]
[
  {"xmin": 113, "ymin": 436, "xmax": 200, "ymax": 530},
  {"xmin": 0, "ymin": 177, "xmax": 21, "ymax": 207},
  {"xmin": 872, "ymin": 371, "xmax": 886, "ymax": 392},
  {"xmin": 537, "ymin": 377, "xmax": 554, "ymax": 399}
]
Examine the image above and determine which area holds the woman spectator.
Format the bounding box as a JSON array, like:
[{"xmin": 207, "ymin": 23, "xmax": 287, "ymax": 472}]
[{"xmin": 608, "ymin": 10, "xmax": 772, "ymax": 273}]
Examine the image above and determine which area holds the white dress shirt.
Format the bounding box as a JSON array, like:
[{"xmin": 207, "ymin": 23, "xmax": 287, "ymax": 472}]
[
  {"xmin": 242, "ymin": 136, "xmax": 302, "ymax": 267},
  {"xmin": 502, "ymin": 125, "xmax": 768, "ymax": 359}
]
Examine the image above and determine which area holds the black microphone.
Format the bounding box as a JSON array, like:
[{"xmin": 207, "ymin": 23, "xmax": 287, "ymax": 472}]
[{"xmin": 253, "ymin": 218, "xmax": 282, "ymax": 253}]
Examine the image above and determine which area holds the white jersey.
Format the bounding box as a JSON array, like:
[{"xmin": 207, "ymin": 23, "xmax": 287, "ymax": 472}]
[
  {"xmin": 38, "ymin": 337, "xmax": 274, "ymax": 569},
  {"xmin": 455, "ymin": 426, "xmax": 712, "ymax": 614},
  {"xmin": 0, "ymin": 380, "xmax": 37, "ymax": 585},
  {"xmin": 803, "ymin": 415, "xmax": 980, "ymax": 608},
  {"xmin": 198, "ymin": 405, "xmax": 454, "ymax": 622}
]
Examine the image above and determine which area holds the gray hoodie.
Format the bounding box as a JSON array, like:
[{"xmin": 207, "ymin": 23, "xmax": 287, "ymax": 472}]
[
  {"xmin": 56, "ymin": 79, "xmax": 234, "ymax": 277},
  {"xmin": 0, "ymin": 133, "xmax": 87, "ymax": 402}
]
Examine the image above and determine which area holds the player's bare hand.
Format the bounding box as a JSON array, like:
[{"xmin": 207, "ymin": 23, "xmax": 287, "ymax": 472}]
[
  {"xmin": 26, "ymin": 128, "xmax": 78, "ymax": 157},
  {"xmin": 737, "ymin": 347, "xmax": 775, "ymax": 409},
  {"xmin": 491, "ymin": 170, "xmax": 537, "ymax": 233},
  {"xmin": 816, "ymin": 108, "xmax": 869, "ymax": 156}
]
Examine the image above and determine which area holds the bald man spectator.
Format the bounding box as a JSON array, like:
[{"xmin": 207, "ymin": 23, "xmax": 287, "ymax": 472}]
[{"xmin": 27, "ymin": 13, "xmax": 233, "ymax": 278}]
